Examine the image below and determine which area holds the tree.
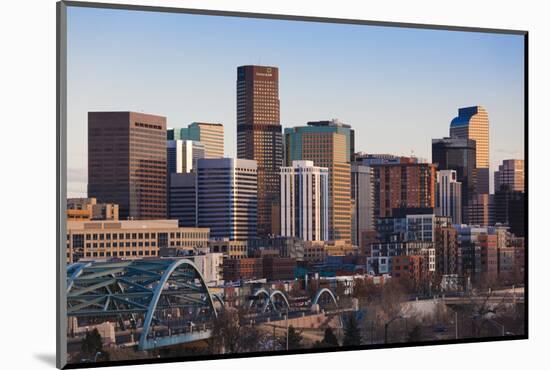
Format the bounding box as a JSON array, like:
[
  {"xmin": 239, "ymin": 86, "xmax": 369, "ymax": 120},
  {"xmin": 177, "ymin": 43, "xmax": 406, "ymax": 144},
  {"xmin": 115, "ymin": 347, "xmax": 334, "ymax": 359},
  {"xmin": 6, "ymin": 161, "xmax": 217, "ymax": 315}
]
[
  {"xmin": 209, "ymin": 307, "xmax": 268, "ymax": 354},
  {"xmin": 407, "ymin": 325, "xmax": 422, "ymax": 342},
  {"xmin": 81, "ymin": 328, "xmax": 103, "ymax": 356},
  {"xmin": 322, "ymin": 327, "xmax": 339, "ymax": 347},
  {"xmin": 280, "ymin": 325, "xmax": 303, "ymax": 350},
  {"xmin": 343, "ymin": 313, "xmax": 362, "ymax": 347},
  {"xmin": 313, "ymin": 327, "xmax": 340, "ymax": 348},
  {"xmin": 379, "ymin": 280, "xmax": 406, "ymax": 322}
]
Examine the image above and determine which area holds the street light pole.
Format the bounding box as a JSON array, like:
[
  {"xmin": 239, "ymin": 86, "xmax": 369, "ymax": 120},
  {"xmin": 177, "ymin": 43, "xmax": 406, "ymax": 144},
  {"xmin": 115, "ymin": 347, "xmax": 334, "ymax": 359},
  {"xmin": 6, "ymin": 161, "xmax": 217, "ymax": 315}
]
[
  {"xmin": 286, "ymin": 308, "xmax": 289, "ymax": 350},
  {"xmin": 455, "ymin": 311, "xmax": 458, "ymax": 339}
]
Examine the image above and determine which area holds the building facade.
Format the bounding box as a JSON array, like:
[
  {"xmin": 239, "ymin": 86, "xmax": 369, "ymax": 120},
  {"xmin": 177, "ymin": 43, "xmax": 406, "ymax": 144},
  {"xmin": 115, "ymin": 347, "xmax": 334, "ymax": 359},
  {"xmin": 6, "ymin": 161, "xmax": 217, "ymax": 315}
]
[
  {"xmin": 88, "ymin": 111, "xmax": 167, "ymax": 220},
  {"xmin": 351, "ymin": 164, "xmax": 375, "ymax": 246},
  {"xmin": 66, "ymin": 219, "xmax": 209, "ymax": 263},
  {"xmin": 436, "ymin": 170, "xmax": 462, "ymax": 224},
  {"xmin": 170, "ymin": 122, "xmax": 224, "ymax": 159},
  {"xmin": 284, "ymin": 122, "xmax": 353, "ymax": 242},
  {"xmin": 466, "ymin": 194, "xmax": 494, "ymax": 227},
  {"xmin": 67, "ymin": 197, "xmax": 119, "ymax": 221},
  {"xmin": 494, "ymin": 159, "xmax": 524, "ymax": 193},
  {"xmin": 449, "ymin": 106, "xmax": 490, "ymax": 195},
  {"xmin": 166, "ymin": 139, "xmax": 205, "ymax": 174},
  {"xmin": 280, "ymin": 160, "xmax": 329, "ymax": 241},
  {"xmin": 432, "ymin": 136, "xmax": 476, "ymax": 223},
  {"xmin": 208, "ymin": 239, "xmax": 248, "ymax": 260},
  {"xmin": 168, "ymin": 172, "xmax": 197, "ymax": 227},
  {"xmin": 196, "ymin": 158, "xmax": 258, "ymax": 241},
  {"xmin": 369, "ymin": 163, "xmax": 437, "ymax": 218},
  {"xmin": 236, "ymin": 65, "xmax": 282, "ymax": 238}
]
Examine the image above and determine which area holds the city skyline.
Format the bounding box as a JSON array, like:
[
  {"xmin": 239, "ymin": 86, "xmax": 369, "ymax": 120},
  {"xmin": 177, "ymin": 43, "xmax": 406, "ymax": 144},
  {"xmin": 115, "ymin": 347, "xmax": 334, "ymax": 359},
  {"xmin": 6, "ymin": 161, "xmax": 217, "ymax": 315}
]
[{"xmin": 67, "ymin": 7, "xmax": 524, "ymax": 197}]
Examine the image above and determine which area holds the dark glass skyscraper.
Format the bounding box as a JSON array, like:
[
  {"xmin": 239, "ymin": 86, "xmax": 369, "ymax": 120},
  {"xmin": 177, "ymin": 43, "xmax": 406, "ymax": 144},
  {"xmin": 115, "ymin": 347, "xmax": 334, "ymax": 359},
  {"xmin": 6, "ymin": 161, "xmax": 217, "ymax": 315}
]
[
  {"xmin": 236, "ymin": 65, "xmax": 282, "ymax": 237},
  {"xmin": 432, "ymin": 137, "xmax": 476, "ymax": 223}
]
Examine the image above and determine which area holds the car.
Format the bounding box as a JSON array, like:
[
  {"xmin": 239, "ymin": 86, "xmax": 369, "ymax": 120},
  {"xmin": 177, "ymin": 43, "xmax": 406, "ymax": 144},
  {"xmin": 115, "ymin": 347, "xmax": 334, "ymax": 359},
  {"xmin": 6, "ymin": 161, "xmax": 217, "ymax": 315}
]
[{"xmin": 433, "ymin": 325, "xmax": 447, "ymax": 333}]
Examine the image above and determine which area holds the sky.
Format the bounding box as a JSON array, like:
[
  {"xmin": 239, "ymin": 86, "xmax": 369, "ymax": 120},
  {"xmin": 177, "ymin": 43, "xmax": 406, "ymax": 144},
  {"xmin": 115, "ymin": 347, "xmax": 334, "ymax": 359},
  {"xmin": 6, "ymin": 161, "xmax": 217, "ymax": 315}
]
[{"xmin": 66, "ymin": 6, "xmax": 525, "ymax": 197}]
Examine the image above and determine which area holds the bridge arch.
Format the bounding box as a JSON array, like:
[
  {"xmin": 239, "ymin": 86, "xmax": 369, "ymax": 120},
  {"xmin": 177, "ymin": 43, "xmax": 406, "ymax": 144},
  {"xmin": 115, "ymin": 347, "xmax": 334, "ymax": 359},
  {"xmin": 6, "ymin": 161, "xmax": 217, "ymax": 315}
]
[
  {"xmin": 249, "ymin": 288, "xmax": 271, "ymax": 310},
  {"xmin": 312, "ymin": 288, "xmax": 342, "ymax": 327},
  {"xmin": 312, "ymin": 288, "xmax": 339, "ymax": 308},
  {"xmin": 211, "ymin": 293, "xmax": 225, "ymax": 313},
  {"xmin": 66, "ymin": 259, "xmax": 218, "ymax": 350},
  {"xmin": 268, "ymin": 290, "xmax": 290, "ymax": 312},
  {"xmin": 138, "ymin": 259, "xmax": 217, "ymax": 349}
]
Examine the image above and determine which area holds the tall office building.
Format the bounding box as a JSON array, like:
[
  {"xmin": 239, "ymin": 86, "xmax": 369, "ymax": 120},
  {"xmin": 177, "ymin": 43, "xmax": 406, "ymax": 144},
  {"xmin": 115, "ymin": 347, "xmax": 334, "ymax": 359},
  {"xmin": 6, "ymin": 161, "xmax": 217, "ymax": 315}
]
[
  {"xmin": 168, "ymin": 172, "xmax": 197, "ymax": 227},
  {"xmin": 436, "ymin": 170, "xmax": 462, "ymax": 224},
  {"xmin": 494, "ymin": 159, "xmax": 525, "ymax": 192},
  {"xmin": 307, "ymin": 119, "xmax": 355, "ymax": 163},
  {"xmin": 432, "ymin": 137, "xmax": 476, "ymax": 223},
  {"xmin": 236, "ymin": 65, "xmax": 282, "ymax": 238},
  {"xmin": 166, "ymin": 139, "xmax": 205, "ymax": 174},
  {"xmin": 88, "ymin": 111, "xmax": 167, "ymax": 220},
  {"xmin": 494, "ymin": 188, "xmax": 525, "ymax": 237},
  {"xmin": 196, "ymin": 158, "xmax": 258, "ymax": 241},
  {"xmin": 449, "ymin": 106, "xmax": 490, "ymax": 194},
  {"xmin": 280, "ymin": 160, "xmax": 329, "ymax": 241},
  {"xmin": 466, "ymin": 194, "xmax": 494, "ymax": 227},
  {"xmin": 169, "ymin": 122, "xmax": 224, "ymax": 158},
  {"xmin": 285, "ymin": 122, "xmax": 353, "ymax": 242},
  {"xmin": 351, "ymin": 163, "xmax": 375, "ymax": 246},
  {"xmin": 368, "ymin": 162, "xmax": 437, "ymax": 219}
]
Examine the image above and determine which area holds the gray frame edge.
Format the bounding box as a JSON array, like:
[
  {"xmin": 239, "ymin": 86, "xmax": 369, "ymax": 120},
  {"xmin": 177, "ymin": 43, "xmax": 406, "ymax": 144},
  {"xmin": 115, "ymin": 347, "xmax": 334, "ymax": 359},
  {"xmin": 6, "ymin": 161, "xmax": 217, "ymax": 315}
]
[{"xmin": 57, "ymin": 1, "xmax": 68, "ymax": 369}]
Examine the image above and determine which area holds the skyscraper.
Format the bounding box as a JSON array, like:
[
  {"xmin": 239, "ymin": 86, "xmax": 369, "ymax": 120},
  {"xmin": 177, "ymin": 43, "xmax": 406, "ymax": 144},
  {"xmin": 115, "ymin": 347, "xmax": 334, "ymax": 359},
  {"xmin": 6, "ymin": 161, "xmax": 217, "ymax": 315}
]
[
  {"xmin": 368, "ymin": 162, "xmax": 437, "ymax": 219},
  {"xmin": 88, "ymin": 111, "xmax": 167, "ymax": 220},
  {"xmin": 432, "ymin": 137, "xmax": 476, "ymax": 223},
  {"xmin": 166, "ymin": 140, "xmax": 205, "ymax": 174},
  {"xmin": 169, "ymin": 122, "xmax": 224, "ymax": 158},
  {"xmin": 494, "ymin": 188, "xmax": 525, "ymax": 237},
  {"xmin": 449, "ymin": 106, "xmax": 490, "ymax": 194},
  {"xmin": 236, "ymin": 65, "xmax": 282, "ymax": 238},
  {"xmin": 466, "ymin": 194, "xmax": 494, "ymax": 227},
  {"xmin": 307, "ymin": 119, "xmax": 355, "ymax": 163},
  {"xmin": 351, "ymin": 163, "xmax": 375, "ymax": 246},
  {"xmin": 436, "ymin": 170, "xmax": 462, "ymax": 224},
  {"xmin": 280, "ymin": 160, "xmax": 329, "ymax": 241},
  {"xmin": 494, "ymin": 159, "xmax": 525, "ymax": 192},
  {"xmin": 196, "ymin": 158, "xmax": 258, "ymax": 241},
  {"xmin": 285, "ymin": 122, "xmax": 353, "ymax": 242},
  {"xmin": 168, "ymin": 172, "xmax": 197, "ymax": 227}
]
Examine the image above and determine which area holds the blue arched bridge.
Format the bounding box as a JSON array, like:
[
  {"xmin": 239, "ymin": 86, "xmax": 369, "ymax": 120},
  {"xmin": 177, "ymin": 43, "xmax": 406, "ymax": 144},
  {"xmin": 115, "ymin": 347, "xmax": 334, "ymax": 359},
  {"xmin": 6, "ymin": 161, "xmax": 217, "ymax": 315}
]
[{"xmin": 67, "ymin": 259, "xmax": 345, "ymax": 350}]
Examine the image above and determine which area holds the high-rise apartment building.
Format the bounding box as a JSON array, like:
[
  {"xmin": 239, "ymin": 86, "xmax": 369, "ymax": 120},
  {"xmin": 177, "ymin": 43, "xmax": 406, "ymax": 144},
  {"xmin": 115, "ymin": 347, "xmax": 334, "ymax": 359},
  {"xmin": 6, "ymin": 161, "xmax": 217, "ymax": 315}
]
[
  {"xmin": 369, "ymin": 162, "xmax": 436, "ymax": 218},
  {"xmin": 432, "ymin": 137, "xmax": 476, "ymax": 223},
  {"xmin": 351, "ymin": 163, "xmax": 375, "ymax": 246},
  {"xmin": 166, "ymin": 140, "xmax": 205, "ymax": 174},
  {"xmin": 88, "ymin": 111, "xmax": 167, "ymax": 220},
  {"xmin": 436, "ymin": 170, "xmax": 462, "ymax": 224},
  {"xmin": 494, "ymin": 159, "xmax": 525, "ymax": 192},
  {"xmin": 449, "ymin": 106, "xmax": 490, "ymax": 194},
  {"xmin": 280, "ymin": 160, "xmax": 329, "ymax": 241},
  {"xmin": 196, "ymin": 158, "xmax": 258, "ymax": 241},
  {"xmin": 169, "ymin": 122, "xmax": 224, "ymax": 158},
  {"xmin": 236, "ymin": 65, "xmax": 282, "ymax": 238},
  {"xmin": 285, "ymin": 122, "xmax": 353, "ymax": 242}
]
